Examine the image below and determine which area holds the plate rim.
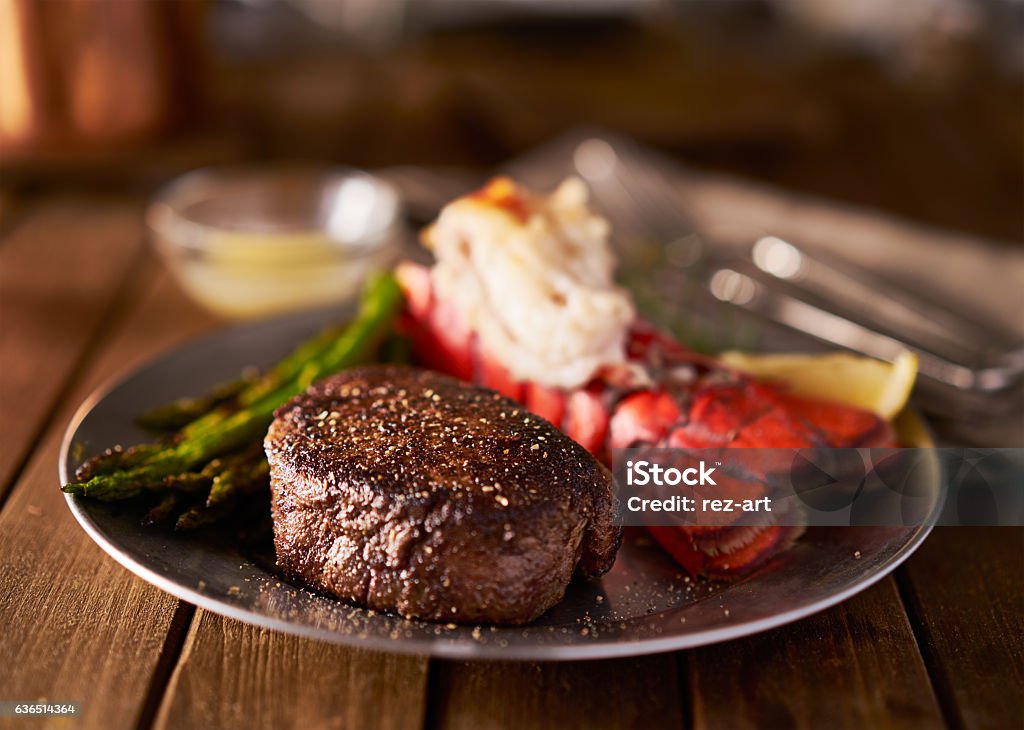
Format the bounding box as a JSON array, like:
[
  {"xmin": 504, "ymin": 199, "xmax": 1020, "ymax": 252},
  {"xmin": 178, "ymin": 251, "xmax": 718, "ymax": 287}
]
[{"xmin": 58, "ymin": 322, "xmax": 939, "ymax": 662}]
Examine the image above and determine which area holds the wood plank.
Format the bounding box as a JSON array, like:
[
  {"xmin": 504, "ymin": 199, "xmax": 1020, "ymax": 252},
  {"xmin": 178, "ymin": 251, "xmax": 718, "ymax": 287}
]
[
  {"xmin": 429, "ymin": 653, "xmax": 685, "ymax": 730},
  {"xmin": 897, "ymin": 527, "xmax": 1024, "ymax": 729},
  {"xmin": 0, "ymin": 196, "xmax": 146, "ymax": 497},
  {"xmin": 688, "ymin": 577, "xmax": 944, "ymax": 730},
  {"xmin": 0, "ymin": 189, "xmax": 25, "ymax": 239},
  {"xmin": 0, "ymin": 264, "xmax": 218, "ymax": 730},
  {"xmin": 154, "ymin": 609, "xmax": 429, "ymax": 730}
]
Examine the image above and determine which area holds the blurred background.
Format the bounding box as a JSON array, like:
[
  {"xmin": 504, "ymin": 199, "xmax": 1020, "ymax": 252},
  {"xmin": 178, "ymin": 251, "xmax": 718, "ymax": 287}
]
[{"xmin": 2, "ymin": 0, "xmax": 1022, "ymax": 242}]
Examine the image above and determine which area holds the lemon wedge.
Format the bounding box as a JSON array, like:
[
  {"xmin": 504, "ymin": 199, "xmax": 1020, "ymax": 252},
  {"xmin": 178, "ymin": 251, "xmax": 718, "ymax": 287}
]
[{"xmin": 719, "ymin": 350, "xmax": 918, "ymax": 421}]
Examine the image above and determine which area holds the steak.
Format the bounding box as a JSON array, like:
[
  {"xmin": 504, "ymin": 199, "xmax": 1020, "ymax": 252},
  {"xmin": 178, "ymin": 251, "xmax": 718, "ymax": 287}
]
[{"xmin": 265, "ymin": 365, "xmax": 621, "ymax": 624}]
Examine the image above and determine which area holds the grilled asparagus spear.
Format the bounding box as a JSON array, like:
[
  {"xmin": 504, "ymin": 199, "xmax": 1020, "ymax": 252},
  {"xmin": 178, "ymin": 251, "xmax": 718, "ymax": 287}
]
[{"xmin": 63, "ymin": 273, "xmax": 404, "ymax": 509}]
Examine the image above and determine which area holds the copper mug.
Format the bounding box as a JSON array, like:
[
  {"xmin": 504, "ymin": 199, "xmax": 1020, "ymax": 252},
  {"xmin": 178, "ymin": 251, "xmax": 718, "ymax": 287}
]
[{"xmin": 0, "ymin": 0, "xmax": 206, "ymax": 157}]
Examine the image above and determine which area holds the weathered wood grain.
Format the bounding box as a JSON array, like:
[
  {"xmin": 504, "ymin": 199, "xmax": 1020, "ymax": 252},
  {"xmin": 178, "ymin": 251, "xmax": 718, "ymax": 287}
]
[
  {"xmin": 0, "ymin": 196, "xmax": 146, "ymax": 497},
  {"xmin": 0, "ymin": 265, "xmax": 217, "ymax": 730},
  {"xmin": 898, "ymin": 527, "xmax": 1024, "ymax": 730},
  {"xmin": 688, "ymin": 577, "xmax": 944, "ymax": 730},
  {"xmin": 154, "ymin": 609, "xmax": 430, "ymax": 730},
  {"xmin": 429, "ymin": 653, "xmax": 685, "ymax": 730}
]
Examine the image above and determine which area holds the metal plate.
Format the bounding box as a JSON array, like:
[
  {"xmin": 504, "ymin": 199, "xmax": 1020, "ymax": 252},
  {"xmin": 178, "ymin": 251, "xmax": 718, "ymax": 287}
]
[{"xmin": 60, "ymin": 311, "xmax": 939, "ymax": 661}]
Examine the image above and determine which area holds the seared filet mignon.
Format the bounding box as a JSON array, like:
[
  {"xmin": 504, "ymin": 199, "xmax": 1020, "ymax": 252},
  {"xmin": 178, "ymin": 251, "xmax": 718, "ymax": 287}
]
[{"xmin": 265, "ymin": 365, "xmax": 620, "ymax": 624}]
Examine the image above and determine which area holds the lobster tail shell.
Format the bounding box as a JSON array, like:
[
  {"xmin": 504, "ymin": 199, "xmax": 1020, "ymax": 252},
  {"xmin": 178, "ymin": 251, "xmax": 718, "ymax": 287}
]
[{"xmin": 395, "ymin": 263, "xmax": 895, "ymax": 580}]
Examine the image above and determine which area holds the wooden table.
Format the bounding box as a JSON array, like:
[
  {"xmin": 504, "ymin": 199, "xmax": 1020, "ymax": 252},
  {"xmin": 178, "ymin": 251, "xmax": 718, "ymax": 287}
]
[{"xmin": 0, "ymin": 185, "xmax": 1021, "ymax": 730}]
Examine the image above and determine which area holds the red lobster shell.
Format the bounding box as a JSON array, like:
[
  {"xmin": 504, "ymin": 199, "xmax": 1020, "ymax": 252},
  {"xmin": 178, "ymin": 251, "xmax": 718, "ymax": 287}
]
[{"xmin": 395, "ymin": 262, "xmax": 896, "ymax": 579}]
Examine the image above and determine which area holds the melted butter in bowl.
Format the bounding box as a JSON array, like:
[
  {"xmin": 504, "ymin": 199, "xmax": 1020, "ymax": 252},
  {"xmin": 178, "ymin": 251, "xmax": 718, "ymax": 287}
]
[{"xmin": 149, "ymin": 166, "xmax": 404, "ymax": 318}]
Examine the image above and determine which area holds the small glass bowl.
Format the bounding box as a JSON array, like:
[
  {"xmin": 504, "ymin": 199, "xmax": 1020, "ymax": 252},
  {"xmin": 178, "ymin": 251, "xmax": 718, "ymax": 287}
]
[{"xmin": 148, "ymin": 165, "xmax": 404, "ymax": 319}]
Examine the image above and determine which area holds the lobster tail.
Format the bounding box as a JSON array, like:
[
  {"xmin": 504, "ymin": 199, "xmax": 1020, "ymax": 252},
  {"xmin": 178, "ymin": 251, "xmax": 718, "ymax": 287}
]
[{"xmin": 396, "ymin": 262, "xmax": 895, "ymax": 580}]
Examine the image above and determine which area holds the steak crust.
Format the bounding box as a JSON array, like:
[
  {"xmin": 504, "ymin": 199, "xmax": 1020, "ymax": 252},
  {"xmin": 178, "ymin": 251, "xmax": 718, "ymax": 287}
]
[{"xmin": 265, "ymin": 365, "xmax": 620, "ymax": 624}]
